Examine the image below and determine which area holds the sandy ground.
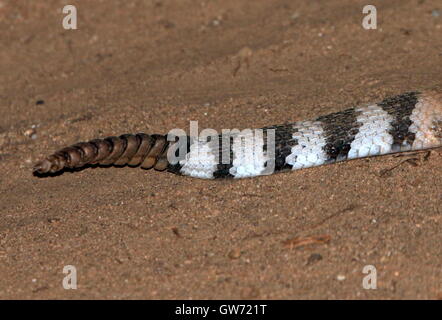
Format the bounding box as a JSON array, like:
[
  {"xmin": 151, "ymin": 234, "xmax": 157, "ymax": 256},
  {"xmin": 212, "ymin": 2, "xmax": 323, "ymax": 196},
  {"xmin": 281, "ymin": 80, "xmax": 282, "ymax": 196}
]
[{"xmin": 0, "ymin": 0, "xmax": 441, "ymax": 299}]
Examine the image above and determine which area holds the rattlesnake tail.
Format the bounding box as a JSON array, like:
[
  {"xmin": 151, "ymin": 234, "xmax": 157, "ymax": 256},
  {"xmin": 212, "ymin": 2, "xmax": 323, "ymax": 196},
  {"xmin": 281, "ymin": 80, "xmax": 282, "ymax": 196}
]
[{"xmin": 33, "ymin": 133, "xmax": 173, "ymax": 174}]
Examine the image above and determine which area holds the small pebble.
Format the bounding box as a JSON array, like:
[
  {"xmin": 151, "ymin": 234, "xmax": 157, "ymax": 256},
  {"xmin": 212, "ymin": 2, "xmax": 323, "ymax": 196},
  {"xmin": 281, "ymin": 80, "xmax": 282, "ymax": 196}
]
[
  {"xmin": 228, "ymin": 248, "xmax": 241, "ymax": 259},
  {"xmin": 238, "ymin": 46, "xmax": 253, "ymax": 58},
  {"xmin": 291, "ymin": 12, "xmax": 300, "ymax": 20},
  {"xmin": 307, "ymin": 253, "xmax": 323, "ymax": 265},
  {"xmin": 24, "ymin": 128, "xmax": 37, "ymax": 139},
  {"xmin": 431, "ymin": 9, "xmax": 440, "ymax": 17},
  {"xmin": 89, "ymin": 34, "xmax": 99, "ymax": 43},
  {"xmin": 337, "ymin": 274, "xmax": 346, "ymax": 281},
  {"xmin": 35, "ymin": 100, "xmax": 45, "ymax": 105}
]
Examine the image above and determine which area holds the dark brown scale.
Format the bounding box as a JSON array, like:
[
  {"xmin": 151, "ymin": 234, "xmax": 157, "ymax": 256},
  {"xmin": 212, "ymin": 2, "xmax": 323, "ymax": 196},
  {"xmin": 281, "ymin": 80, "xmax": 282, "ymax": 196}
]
[
  {"xmin": 100, "ymin": 136, "xmax": 127, "ymax": 165},
  {"xmin": 141, "ymin": 134, "xmax": 167, "ymax": 169},
  {"xmin": 154, "ymin": 147, "xmax": 170, "ymax": 171},
  {"xmin": 33, "ymin": 133, "xmax": 172, "ymax": 175},
  {"xmin": 49, "ymin": 153, "xmax": 66, "ymax": 172},
  {"xmin": 89, "ymin": 139, "xmax": 112, "ymax": 164},
  {"xmin": 72, "ymin": 142, "xmax": 98, "ymax": 164},
  {"xmin": 61, "ymin": 146, "xmax": 85, "ymax": 167},
  {"xmin": 113, "ymin": 134, "xmax": 140, "ymax": 166},
  {"xmin": 127, "ymin": 134, "xmax": 154, "ymax": 166}
]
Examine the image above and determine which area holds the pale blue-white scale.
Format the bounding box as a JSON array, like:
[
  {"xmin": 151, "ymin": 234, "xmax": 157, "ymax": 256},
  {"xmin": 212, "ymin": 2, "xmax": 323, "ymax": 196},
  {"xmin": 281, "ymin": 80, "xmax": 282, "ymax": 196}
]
[
  {"xmin": 179, "ymin": 138, "xmax": 219, "ymax": 179},
  {"xmin": 228, "ymin": 129, "xmax": 270, "ymax": 178},
  {"xmin": 285, "ymin": 121, "xmax": 328, "ymax": 170},
  {"xmin": 347, "ymin": 104, "xmax": 395, "ymax": 159}
]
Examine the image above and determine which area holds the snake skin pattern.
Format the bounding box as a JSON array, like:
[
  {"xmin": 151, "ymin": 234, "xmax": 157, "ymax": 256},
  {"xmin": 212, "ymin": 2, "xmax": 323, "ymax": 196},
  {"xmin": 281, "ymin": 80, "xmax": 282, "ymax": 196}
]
[{"xmin": 33, "ymin": 89, "xmax": 442, "ymax": 179}]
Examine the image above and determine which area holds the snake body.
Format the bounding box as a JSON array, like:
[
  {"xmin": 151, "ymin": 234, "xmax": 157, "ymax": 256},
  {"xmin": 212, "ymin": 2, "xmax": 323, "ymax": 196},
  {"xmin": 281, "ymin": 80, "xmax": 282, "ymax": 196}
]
[{"xmin": 33, "ymin": 89, "xmax": 442, "ymax": 179}]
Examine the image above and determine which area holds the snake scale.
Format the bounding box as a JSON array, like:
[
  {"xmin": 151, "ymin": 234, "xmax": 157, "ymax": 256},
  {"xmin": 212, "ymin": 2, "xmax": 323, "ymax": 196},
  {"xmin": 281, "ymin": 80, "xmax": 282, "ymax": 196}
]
[{"xmin": 33, "ymin": 89, "xmax": 442, "ymax": 179}]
